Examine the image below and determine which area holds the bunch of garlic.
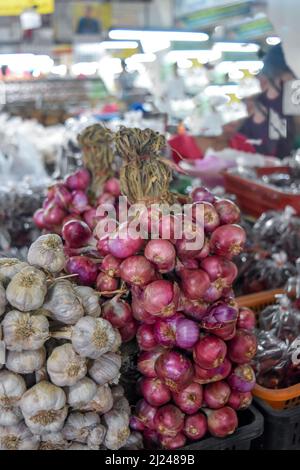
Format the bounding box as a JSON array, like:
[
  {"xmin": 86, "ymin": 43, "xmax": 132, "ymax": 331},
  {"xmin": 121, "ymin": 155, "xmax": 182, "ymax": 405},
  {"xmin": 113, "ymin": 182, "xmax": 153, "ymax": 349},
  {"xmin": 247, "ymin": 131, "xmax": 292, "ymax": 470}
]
[{"xmin": 0, "ymin": 234, "xmax": 138, "ymax": 450}]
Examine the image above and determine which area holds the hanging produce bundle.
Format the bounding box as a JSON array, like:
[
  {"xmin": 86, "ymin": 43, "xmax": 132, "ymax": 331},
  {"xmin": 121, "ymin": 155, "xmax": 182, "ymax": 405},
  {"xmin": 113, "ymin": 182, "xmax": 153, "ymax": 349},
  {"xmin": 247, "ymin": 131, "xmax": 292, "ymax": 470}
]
[{"xmin": 0, "ymin": 234, "xmax": 141, "ymax": 450}]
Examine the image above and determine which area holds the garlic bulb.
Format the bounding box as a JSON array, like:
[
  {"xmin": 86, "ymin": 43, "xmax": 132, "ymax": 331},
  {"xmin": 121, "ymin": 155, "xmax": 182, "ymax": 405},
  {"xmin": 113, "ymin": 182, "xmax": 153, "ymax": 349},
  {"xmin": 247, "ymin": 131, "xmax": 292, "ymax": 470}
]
[
  {"xmin": 88, "ymin": 352, "xmax": 121, "ymax": 385},
  {"xmin": 68, "ymin": 443, "xmax": 90, "ymax": 450},
  {"xmin": 111, "ymin": 385, "xmax": 125, "ymax": 401},
  {"xmin": 47, "ymin": 344, "xmax": 87, "ymax": 387},
  {"xmin": 123, "ymin": 432, "xmax": 144, "ymax": 450},
  {"xmin": 20, "ymin": 381, "xmax": 67, "ymax": 434},
  {"xmin": 2, "ymin": 310, "xmax": 49, "ymax": 351},
  {"xmin": 0, "ymin": 405, "xmax": 23, "ymax": 426},
  {"xmin": 111, "ymin": 329, "xmax": 122, "ymax": 353},
  {"xmin": 0, "ymin": 282, "xmax": 6, "ymax": 316},
  {"xmin": 43, "ymin": 280, "xmax": 84, "ymax": 325},
  {"xmin": 103, "ymin": 409, "xmax": 130, "ymax": 450},
  {"xmin": 62, "ymin": 411, "xmax": 104, "ymax": 445},
  {"xmin": 0, "ymin": 370, "xmax": 26, "ymax": 407},
  {"xmin": 6, "ymin": 266, "xmax": 47, "ymax": 312},
  {"xmin": 0, "ymin": 422, "xmax": 40, "ymax": 450},
  {"xmin": 27, "ymin": 234, "xmax": 65, "ymax": 274},
  {"xmin": 79, "ymin": 384, "xmax": 113, "ymax": 414},
  {"xmin": 39, "ymin": 432, "xmax": 68, "ymax": 450},
  {"xmin": 66, "ymin": 377, "xmax": 97, "ymax": 409},
  {"xmin": 71, "ymin": 317, "xmax": 117, "ymax": 359},
  {"xmin": 87, "ymin": 425, "xmax": 106, "ymax": 449},
  {"xmin": 0, "ymin": 259, "xmax": 28, "ymax": 286},
  {"xmin": 6, "ymin": 347, "xmax": 46, "ymax": 374},
  {"xmin": 113, "ymin": 397, "xmax": 131, "ymax": 416},
  {"xmin": 73, "ymin": 286, "xmax": 101, "ymax": 317}
]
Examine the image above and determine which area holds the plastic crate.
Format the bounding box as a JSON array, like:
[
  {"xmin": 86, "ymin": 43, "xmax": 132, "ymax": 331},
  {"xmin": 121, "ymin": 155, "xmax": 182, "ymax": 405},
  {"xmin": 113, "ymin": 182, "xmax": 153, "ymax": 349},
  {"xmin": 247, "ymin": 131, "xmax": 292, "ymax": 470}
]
[
  {"xmin": 237, "ymin": 289, "xmax": 300, "ymax": 411},
  {"xmin": 183, "ymin": 406, "xmax": 263, "ymax": 450},
  {"xmin": 253, "ymin": 397, "xmax": 300, "ymax": 449}
]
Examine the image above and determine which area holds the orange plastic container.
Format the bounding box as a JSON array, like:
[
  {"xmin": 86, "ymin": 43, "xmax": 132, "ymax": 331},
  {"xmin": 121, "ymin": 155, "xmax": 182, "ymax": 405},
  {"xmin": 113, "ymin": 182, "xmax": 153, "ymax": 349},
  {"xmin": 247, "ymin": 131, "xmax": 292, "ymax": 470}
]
[{"xmin": 237, "ymin": 289, "xmax": 300, "ymax": 410}]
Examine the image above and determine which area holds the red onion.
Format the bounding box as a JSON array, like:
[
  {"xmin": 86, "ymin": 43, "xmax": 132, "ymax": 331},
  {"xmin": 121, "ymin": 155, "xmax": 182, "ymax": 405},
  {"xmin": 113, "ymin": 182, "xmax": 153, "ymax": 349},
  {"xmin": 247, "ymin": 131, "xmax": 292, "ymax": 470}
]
[
  {"xmin": 173, "ymin": 382, "xmax": 203, "ymax": 414},
  {"xmin": 137, "ymin": 324, "xmax": 158, "ymax": 351},
  {"xmin": 101, "ymin": 254, "xmax": 121, "ymax": 278},
  {"xmin": 102, "ymin": 297, "xmax": 132, "ymax": 328},
  {"xmin": 33, "ymin": 209, "xmax": 50, "ymax": 230},
  {"xmin": 119, "ymin": 320, "xmax": 138, "ymax": 342},
  {"xmin": 63, "ymin": 214, "xmax": 81, "ymax": 225},
  {"xmin": 53, "ymin": 185, "xmax": 72, "ymax": 209},
  {"xmin": 203, "ymin": 381, "xmax": 231, "ymax": 409},
  {"xmin": 210, "ymin": 323, "xmax": 236, "ymax": 341},
  {"xmin": 176, "ymin": 225, "xmax": 204, "ymax": 260},
  {"xmin": 62, "ymin": 220, "xmax": 92, "ymax": 248},
  {"xmin": 66, "ymin": 256, "xmax": 98, "ymax": 286},
  {"xmin": 179, "ymin": 295, "xmax": 208, "ymax": 321},
  {"xmin": 183, "ymin": 413, "xmax": 207, "ymax": 441},
  {"xmin": 132, "ymin": 295, "xmax": 156, "ymax": 325},
  {"xmin": 119, "ymin": 255, "xmax": 154, "ymax": 286},
  {"xmin": 97, "ymin": 192, "xmax": 116, "ymax": 207},
  {"xmin": 104, "ymin": 177, "xmax": 121, "ymax": 197},
  {"xmin": 159, "ymin": 214, "xmax": 181, "ymax": 243},
  {"xmin": 195, "ymin": 237, "xmax": 211, "ymax": 260},
  {"xmin": 43, "ymin": 204, "xmax": 66, "ymax": 226},
  {"xmin": 143, "ymin": 280, "xmax": 179, "ymax": 318},
  {"xmin": 175, "ymin": 318, "xmax": 199, "ymax": 349},
  {"xmin": 237, "ymin": 308, "xmax": 256, "ymax": 331},
  {"xmin": 210, "ymin": 224, "xmax": 246, "ymax": 259},
  {"xmin": 144, "ymin": 429, "xmax": 160, "ymax": 449},
  {"xmin": 193, "ymin": 335, "xmax": 227, "ymax": 370},
  {"xmin": 43, "ymin": 198, "xmax": 54, "ymax": 210},
  {"xmin": 160, "ymin": 433, "xmax": 186, "ymax": 449},
  {"xmin": 71, "ymin": 190, "xmax": 89, "ymax": 214},
  {"xmin": 227, "ymin": 364, "xmax": 256, "ymax": 392},
  {"xmin": 203, "ymin": 281, "xmax": 225, "ymax": 303},
  {"xmin": 65, "ymin": 168, "xmax": 91, "ymax": 191},
  {"xmin": 200, "ymin": 256, "xmax": 238, "ymax": 285},
  {"xmin": 130, "ymin": 416, "xmax": 145, "ymax": 432},
  {"xmin": 203, "ymin": 301, "xmax": 238, "ymax": 328},
  {"xmin": 140, "ymin": 377, "xmax": 171, "ymax": 407},
  {"xmin": 47, "ymin": 186, "xmax": 56, "ymax": 200},
  {"xmin": 228, "ymin": 330, "xmax": 257, "ymax": 364},
  {"xmin": 144, "ymin": 240, "xmax": 176, "ymax": 273},
  {"xmin": 180, "ymin": 269, "xmax": 210, "ymax": 301},
  {"xmin": 228, "ymin": 391, "xmax": 252, "ymax": 410},
  {"xmin": 96, "ymin": 235, "xmax": 110, "ymax": 256},
  {"xmin": 135, "ymin": 399, "xmax": 157, "ymax": 430},
  {"xmin": 137, "ymin": 349, "xmax": 164, "ymax": 378},
  {"xmin": 96, "ymin": 272, "xmax": 118, "ymax": 294},
  {"xmin": 108, "ymin": 224, "xmax": 144, "ymax": 259},
  {"xmin": 214, "ymin": 199, "xmax": 241, "ymax": 225},
  {"xmin": 155, "ymin": 350, "xmax": 194, "ymax": 393},
  {"xmin": 201, "ymin": 202, "xmax": 220, "ymax": 233},
  {"xmin": 154, "ymin": 404, "xmax": 184, "ymax": 437},
  {"xmin": 153, "ymin": 316, "xmax": 178, "ymax": 348},
  {"xmin": 206, "ymin": 407, "xmax": 238, "ymax": 438},
  {"xmin": 176, "ymin": 258, "xmax": 199, "ymax": 272},
  {"xmin": 192, "ymin": 187, "xmax": 215, "ymax": 204},
  {"xmin": 83, "ymin": 208, "xmax": 100, "ymax": 230},
  {"xmin": 194, "ymin": 358, "xmax": 232, "ymax": 385}
]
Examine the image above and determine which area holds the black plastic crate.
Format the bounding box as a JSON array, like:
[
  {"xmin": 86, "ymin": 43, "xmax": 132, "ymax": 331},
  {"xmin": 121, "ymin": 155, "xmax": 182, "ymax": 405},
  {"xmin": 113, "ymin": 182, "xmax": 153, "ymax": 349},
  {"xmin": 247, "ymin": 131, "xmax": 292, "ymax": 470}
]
[
  {"xmin": 183, "ymin": 406, "xmax": 264, "ymax": 450},
  {"xmin": 253, "ymin": 398, "xmax": 300, "ymax": 450}
]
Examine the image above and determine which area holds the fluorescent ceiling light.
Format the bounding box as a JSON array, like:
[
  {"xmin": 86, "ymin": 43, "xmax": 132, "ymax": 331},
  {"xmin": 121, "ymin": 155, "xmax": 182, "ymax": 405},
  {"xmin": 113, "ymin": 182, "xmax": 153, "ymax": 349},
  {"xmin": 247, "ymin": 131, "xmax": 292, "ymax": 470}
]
[
  {"xmin": 141, "ymin": 38, "xmax": 171, "ymax": 53},
  {"xmin": 126, "ymin": 53, "xmax": 156, "ymax": 63},
  {"xmin": 166, "ymin": 50, "xmax": 222, "ymax": 64},
  {"xmin": 216, "ymin": 61, "xmax": 264, "ymax": 74},
  {"xmin": 109, "ymin": 29, "xmax": 209, "ymax": 42},
  {"xmin": 51, "ymin": 65, "xmax": 67, "ymax": 76},
  {"xmin": 100, "ymin": 40, "xmax": 139, "ymax": 49},
  {"xmin": 266, "ymin": 36, "xmax": 281, "ymax": 46},
  {"xmin": 213, "ymin": 42, "xmax": 260, "ymax": 53},
  {"xmin": 0, "ymin": 54, "xmax": 53, "ymax": 73}
]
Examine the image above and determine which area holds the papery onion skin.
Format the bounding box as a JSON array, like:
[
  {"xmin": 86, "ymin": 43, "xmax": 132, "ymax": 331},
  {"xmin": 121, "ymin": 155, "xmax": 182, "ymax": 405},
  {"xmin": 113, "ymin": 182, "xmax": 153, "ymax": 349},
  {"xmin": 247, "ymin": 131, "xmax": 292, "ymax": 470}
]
[
  {"xmin": 209, "ymin": 323, "xmax": 237, "ymax": 341},
  {"xmin": 62, "ymin": 220, "xmax": 92, "ymax": 248},
  {"xmin": 102, "ymin": 298, "xmax": 132, "ymax": 328},
  {"xmin": 65, "ymin": 168, "xmax": 91, "ymax": 191},
  {"xmin": 202, "ymin": 301, "xmax": 238, "ymax": 328},
  {"xmin": 155, "ymin": 350, "xmax": 194, "ymax": 393},
  {"xmin": 193, "ymin": 335, "xmax": 227, "ymax": 370},
  {"xmin": 160, "ymin": 432, "xmax": 186, "ymax": 450},
  {"xmin": 175, "ymin": 318, "xmax": 200, "ymax": 349},
  {"xmin": 135, "ymin": 399, "xmax": 157, "ymax": 430},
  {"xmin": 180, "ymin": 269, "xmax": 210, "ymax": 301},
  {"xmin": 206, "ymin": 406, "xmax": 238, "ymax": 438},
  {"xmin": 172, "ymin": 382, "xmax": 203, "ymax": 415},
  {"xmin": 237, "ymin": 308, "xmax": 256, "ymax": 331},
  {"xmin": 137, "ymin": 349, "xmax": 164, "ymax": 378},
  {"xmin": 119, "ymin": 255, "xmax": 155, "ymax": 286},
  {"xmin": 154, "ymin": 404, "xmax": 184, "ymax": 437},
  {"xmin": 144, "ymin": 240, "xmax": 176, "ymax": 273},
  {"xmin": 227, "ymin": 364, "xmax": 256, "ymax": 392},
  {"xmin": 228, "ymin": 391, "xmax": 252, "ymax": 410},
  {"xmin": 227, "ymin": 329, "xmax": 257, "ymax": 365},
  {"xmin": 137, "ymin": 324, "xmax": 158, "ymax": 351},
  {"xmin": 203, "ymin": 381, "xmax": 231, "ymax": 409},
  {"xmin": 214, "ymin": 199, "xmax": 241, "ymax": 225},
  {"xmin": 140, "ymin": 377, "xmax": 171, "ymax": 407},
  {"xmin": 96, "ymin": 272, "xmax": 119, "ymax": 294},
  {"xmin": 143, "ymin": 280, "xmax": 180, "ymax": 318},
  {"xmin": 179, "ymin": 295, "xmax": 208, "ymax": 322},
  {"xmin": 210, "ymin": 224, "xmax": 246, "ymax": 260},
  {"xmin": 119, "ymin": 320, "xmax": 138, "ymax": 343},
  {"xmin": 183, "ymin": 413, "xmax": 207, "ymax": 441},
  {"xmin": 194, "ymin": 358, "xmax": 232, "ymax": 385},
  {"xmin": 66, "ymin": 256, "xmax": 98, "ymax": 286}
]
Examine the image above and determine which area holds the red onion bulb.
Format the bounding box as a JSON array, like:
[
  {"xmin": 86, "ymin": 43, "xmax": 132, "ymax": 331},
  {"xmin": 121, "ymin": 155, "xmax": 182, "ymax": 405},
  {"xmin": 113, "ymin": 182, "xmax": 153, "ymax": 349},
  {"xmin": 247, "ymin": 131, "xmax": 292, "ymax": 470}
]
[
  {"xmin": 140, "ymin": 377, "xmax": 171, "ymax": 407},
  {"xmin": 160, "ymin": 433, "xmax": 186, "ymax": 450},
  {"xmin": 228, "ymin": 391, "xmax": 252, "ymax": 410},
  {"xmin": 102, "ymin": 297, "xmax": 132, "ymax": 328},
  {"xmin": 155, "ymin": 350, "xmax": 194, "ymax": 393},
  {"xmin": 137, "ymin": 349, "xmax": 164, "ymax": 378},
  {"xmin": 66, "ymin": 256, "xmax": 98, "ymax": 286},
  {"xmin": 135, "ymin": 399, "xmax": 157, "ymax": 430},
  {"xmin": 227, "ymin": 364, "xmax": 256, "ymax": 392},
  {"xmin": 206, "ymin": 407, "xmax": 238, "ymax": 438},
  {"xmin": 228, "ymin": 329, "xmax": 257, "ymax": 364},
  {"xmin": 193, "ymin": 335, "xmax": 227, "ymax": 370},
  {"xmin": 137, "ymin": 324, "xmax": 158, "ymax": 351},
  {"xmin": 194, "ymin": 358, "xmax": 232, "ymax": 385},
  {"xmin": 119, "ymin": 255, "xmax": 154, "ymax": 286},
  {"xmin": 183, "ymin": 413, "xmax": 207, "ymax": 441},
  {"xmin": 175, "ymin": 318, "xmax": 199, "ymax": 349},
  {"xmin": 180, "ymin": 269, "xmax": 210, "ymax": 301},
  {"xmin": 172, "ymin": 382, "xmax": 203, "ymax": 414},
  {"xmin": 144, "ymin": 239, "xmax": 176, "ymax": 273},
  {"xmin": 154, "ymin": 404, "xmax": 184, "ymax": 437},
  {"xmin": 143, "ymin": 280, "xmax": 179, "ymax": 318},
  {"xmin": 203, "ymin": 381, "xmax": 231, "ymax": 409},
  {"xmin": 210, "ymin": 224, "xmax": 246, "ymax": 259},
  {"xmin": 62, "ymin": 220, "xmax": 91, "ymax": 248},
  {"xmin": 65, "ymin": 168, "xmax": 91, "ymax": 191},
  {"xmin": 237, "ymin": 308, "xmax": 256, "ymax": 331},
  {"xmin": 214, "ymin": 199, "xmax": 241, "ymax": 225}
]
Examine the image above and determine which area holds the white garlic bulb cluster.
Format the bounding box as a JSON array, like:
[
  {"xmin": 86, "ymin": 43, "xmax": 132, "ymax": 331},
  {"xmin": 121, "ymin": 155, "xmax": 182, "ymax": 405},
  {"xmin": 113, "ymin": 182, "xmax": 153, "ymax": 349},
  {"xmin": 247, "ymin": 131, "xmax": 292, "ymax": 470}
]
[{"xmin": 0, "ymin": 235, "xmax": 137, "ymax": 451}]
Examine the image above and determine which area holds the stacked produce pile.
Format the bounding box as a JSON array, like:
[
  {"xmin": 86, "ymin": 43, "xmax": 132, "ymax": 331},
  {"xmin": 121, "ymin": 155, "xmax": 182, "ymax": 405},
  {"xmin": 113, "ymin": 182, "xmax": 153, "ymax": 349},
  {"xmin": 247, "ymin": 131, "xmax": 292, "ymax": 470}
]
[
  {"xmin": 83, "ymin": 127, "xmax": 257, "ymax": 449},
  {"xmin": 0, "ymin": 234, "xmax": 141, "ymax": 450}
]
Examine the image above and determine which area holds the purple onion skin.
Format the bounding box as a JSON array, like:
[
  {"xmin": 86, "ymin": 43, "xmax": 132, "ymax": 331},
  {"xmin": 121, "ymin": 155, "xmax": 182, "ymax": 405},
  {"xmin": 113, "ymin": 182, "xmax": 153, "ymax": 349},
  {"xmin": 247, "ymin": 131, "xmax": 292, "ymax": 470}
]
[
  {"xmin": 175, "ymin": 318, "xmax": 200, "ymax": 349},
  {"xmin": 227, "ymin": 365, "xmax": 256, "ymax": 392}
]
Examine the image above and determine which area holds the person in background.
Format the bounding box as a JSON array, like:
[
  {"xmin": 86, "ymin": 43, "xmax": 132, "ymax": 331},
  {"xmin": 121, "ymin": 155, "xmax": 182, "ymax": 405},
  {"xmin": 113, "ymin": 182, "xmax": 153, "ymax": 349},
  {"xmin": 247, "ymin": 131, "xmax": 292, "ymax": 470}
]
[
  {"xmin": 116, "ymin": 60, "xmax": 136, "ymax": 101},
  {"xmin": 76, "ymin": 5, "xmax": 101, "ymax": 35}
]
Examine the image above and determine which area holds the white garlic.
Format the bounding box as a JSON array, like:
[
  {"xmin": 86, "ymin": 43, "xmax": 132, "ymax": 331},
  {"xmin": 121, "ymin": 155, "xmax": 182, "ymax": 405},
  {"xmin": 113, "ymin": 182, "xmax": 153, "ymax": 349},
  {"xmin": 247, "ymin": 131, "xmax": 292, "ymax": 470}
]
[
  {"xmin": 6, "ymin": 347, "xmax": 46, "ymax": 374},
  {"xmin": 2, "ymin": 310, "xmax": 49, "ymax": 351},
  {"xmin": 47, "ymin": 344, "xmax": 87, "ymax": 387},
  {"xmin": 123, "ymin": 432, "xmax": 144, "ymax": 450},
  {"xmin": 0, "ymin": 370, "xmax": 26, "ymax": 407},
  {"xmin": 79, "ymin": 384, "xmax": 113, "ymax": 414},
  {"xmin": 87, "ymin": 425, "xmax": 106, "ymax": 449},
  {"xmin": 62, "ymin": 411, "xmax": 101, "ymax": 444},
  {"xmin": 0, "ymin": 258, "xmax": 28, "ymax": 286},
  {"xmin": 27, "ymin": 234, "xmax": 66, "ymax": 274},
  {"xmin": 6, "ymin": 266, "xmax": 47, "ymax": 312},
  {"xmin": 113, "ymin": 397, "xmax": 131, "ymax": 416},
  {"xmin": 111, "ymin": 329, "xmax": 122, "ymax": 353},
  {"xmin": 20, "ymin": 381, "xmax": 67, "ymax": 434},
  {"xmin": 35, "ymin": 366, "xmax": 49, "ymax": 383},
  {"xmin": 88, "ymin": 352, "xmax": 121, "ymax": 386},
  {"xmin": 0, "ymin": 405, "xmax": 23, "ymax": 426},
  {"xmin": 71, "ymin": 317, "xmax": 117, "ymax": 359},
  {"xmin": 103, "ymin": 409, "xmax": 130, "ymax": 450},
  {"xmin": 73, "ymin": 286, "xmax": 101, "ymax": 317},
  {"xmin": 0, "ymin": 421, "xmax": 40, "ymax": 450},
  {"xmin": 43, "ymin": 280, "xmax": 84, "ymax": 325},
  {"xmin": 39, "ymin": 431, "xmax": 68, "ymax": 450},
  {"xmin": 0, "ymin": 282, "xmax": 6, "ymax": 316},
  {"xmin": 68, "ymin": 442, "xmax": 90, "ymax": 450},
  {"xmin": 66, "ymin": 377, "xmax": 97, "ymax": 409}
]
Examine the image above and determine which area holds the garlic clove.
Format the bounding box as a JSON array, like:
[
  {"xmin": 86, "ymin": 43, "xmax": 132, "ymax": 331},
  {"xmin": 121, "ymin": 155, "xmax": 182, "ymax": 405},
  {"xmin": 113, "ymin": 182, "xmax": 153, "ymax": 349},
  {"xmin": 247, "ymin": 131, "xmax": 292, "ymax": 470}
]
[
  {"xmin": 0, "ymin": 282, "xmax": 6, "ymax": 316},
  {"xmin": 71, "ymin": 317, "xmax": 117, "ymax": 359},
  {"xmin": 2, "ymin": 310, "xmax": 49, "ymax": 352},
  {"xmin": 27, "ymin": 234, "xmax": 66, "ymax": 274},
  {"xmin": 88, "ymin": 352, "xmax": 121, "ymax": 386},
  {"xmin": 103, "ymin": 409, "xmax": 130, "ymax": 450},
  {"xmin": 73, "ymin": 286, "xmax": 101, "ymax": 318},
  {"xmin": 79, "ymin": 384, "xmax": 113, "ymax": 414},
  {"xmin": 66, "ymin": 377, "xmax": 97, "ymax": 409},
  {"xmin": 0, "ymin": 258, "xmax": 29, "ymax": 286},
  {"xmin": 43, "ymin": 280, "xmax": 84, "ymax": 325},
  {"xmin": 0, "ymin": 370, "xmax": 26, "ymax": 407},
  {"xmin": 6, "ymin": 266, "xmax": 47, "ymax": 312},
  {"xmin": 0, "ymin": 421, "xmax": 40, "ymax": 450},
  {"xmin": 6, "ymin": 347, "xmax": 46, "ymax": 374},
  {"xmin": 47, "ymin": 344, "xmax": 87, "ymax": 387}
]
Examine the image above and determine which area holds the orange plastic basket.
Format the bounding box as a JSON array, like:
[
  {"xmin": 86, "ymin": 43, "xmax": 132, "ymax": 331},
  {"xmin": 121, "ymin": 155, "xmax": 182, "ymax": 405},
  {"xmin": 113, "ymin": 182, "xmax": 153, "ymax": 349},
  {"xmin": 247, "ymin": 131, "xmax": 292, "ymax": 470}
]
[{"xmin": 237, "ymin": 289, "xmax": 300, "ymax": 410}]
